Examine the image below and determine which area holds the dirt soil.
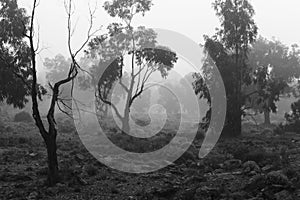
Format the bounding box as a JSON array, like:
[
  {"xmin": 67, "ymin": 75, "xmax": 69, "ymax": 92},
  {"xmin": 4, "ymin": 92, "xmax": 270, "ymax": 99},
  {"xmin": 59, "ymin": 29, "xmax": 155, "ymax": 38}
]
[{"xmin": 0, "ymin": 121, "xmax": 300, "ymax": 200}]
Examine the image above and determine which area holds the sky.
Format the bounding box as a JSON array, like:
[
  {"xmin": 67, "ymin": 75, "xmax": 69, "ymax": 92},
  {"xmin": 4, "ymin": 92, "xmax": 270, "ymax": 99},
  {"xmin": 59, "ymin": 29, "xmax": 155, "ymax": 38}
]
[{"xmin": 17, "ymin": 0, "xmax": 300, "ymax": 74}]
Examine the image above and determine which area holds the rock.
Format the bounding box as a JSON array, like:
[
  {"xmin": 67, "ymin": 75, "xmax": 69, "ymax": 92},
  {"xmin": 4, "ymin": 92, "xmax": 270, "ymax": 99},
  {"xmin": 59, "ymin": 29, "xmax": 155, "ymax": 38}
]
[
  {"xmin": 243, "ymin": 161, "xmax": 260, "ymax": 174},
  {"xmin": 75, "ymin": 154, "xmax": 85, "ymax": 162},
  {"xmin": 0, "ymin": 172, "xmax": 33, "ymax": 182},
  {"xmin": 27, "ymin": 191, "xmax": 39, "ymax": 200},
  {"xmin": 214, "ymin": 168, "xmax": 224, "ymax": 174},
  {"xmin": 183, "ymin": 175, "xmax": 205, "ymax": 184},
  {"xmin": 259, "ymin": 128, "xmax": 274, "ymax": 138},
  {"xmin": 178, "ymin": 187, "xmax": 197, "ymax": 200},
  {"xmin": 262, "ymin": 164, "xmax": 273, "ymax": 173},
  {"xmin": 196, "ymin": 186, "xmax": 219, "ymax": 196},
  {"xmin": 223, "ymin": 159, "xmax": 242, "ymax": 170},
  {"xmin": 245, "ymin": 174, "xmax": 266, "ymax": 192},
  {"xmin": 152, "ymin": 186, "xmax": 178, "ymax": 198},
  {"xmin": 56, "ymin": 183, "xmax": 65, "ymax": 188},
  {"xmin": 29, "ymin": 153, "xmax": 38, "ymax": 158},
  {"xmin": 266, "ymin": 171, "xmax": 290, "ymax": 186},
  {"xmin": 274, "ymin": 190, "xmax": 293, "ymax": 200},
  {"xmin": 5, "ymin": 126, "xmax": 13, "ymax": 132},
  {"xmin": 83, "ymin": 164, "xmax": 98, "ymax": 176},
  {"xmin": 230, "ymin": 191, "xmax": 248, "ymax": 199}
]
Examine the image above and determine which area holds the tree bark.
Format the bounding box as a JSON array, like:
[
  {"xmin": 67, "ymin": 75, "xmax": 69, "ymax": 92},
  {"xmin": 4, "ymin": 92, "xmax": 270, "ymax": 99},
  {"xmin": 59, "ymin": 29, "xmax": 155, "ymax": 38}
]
[
  {"xmin": 233, "ymin": 44, "xmax": 242, "ymax": 136},
  {"xmin": 45, "ymin": 132, "xmax": 59, "ymax": 186},
  {"xmin": 263, "ymin": 109, "xmax": 271, "ymax": 125},
  {"xmin": 122, "ymin": 107, "xmax": 130, "ymax": 134}
]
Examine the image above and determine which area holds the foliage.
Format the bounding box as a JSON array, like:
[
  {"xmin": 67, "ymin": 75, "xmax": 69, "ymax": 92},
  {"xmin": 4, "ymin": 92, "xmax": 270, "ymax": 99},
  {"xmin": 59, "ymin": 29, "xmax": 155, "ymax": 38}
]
[
  {"xmin": 213, "ymin": 0, "xmax": 257, "ymax": 51},
  {"xmin": 104, "ymin": 0, "xmax": 153, "ymax": 21},
  {"xmin": 285, "ymin": 99, "xmax": 300, "ymax": 132},
  {"xmin": 0, "ymin": 0, "xmax": 32, "ymax": 108},
  {"xmin": 82, "ymin": 0, "xmax": 178, "ymax": 133},
  {"xmin": 194, "ymin": 38, "xmax": 237, "ymax": 134},
  {"xmin": 194, "ymin": 0, "xmax": 258, "ymax": 136},
  {"xmin": 14, "ymin": 111, "xmax": 33, "ymax": 123},
  {"xmin": 246, "ymin": 37, "xmax": 300, "ymax": 124}
]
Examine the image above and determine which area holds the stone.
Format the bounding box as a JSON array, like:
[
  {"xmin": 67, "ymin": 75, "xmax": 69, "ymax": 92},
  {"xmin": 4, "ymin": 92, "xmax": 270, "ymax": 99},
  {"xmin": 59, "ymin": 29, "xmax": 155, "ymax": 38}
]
[
  {"xmin": 245, "ymin": 174, "xmax": 266, "ymax": 192},
  {"xmin": 27, "ymin": 191, "xmax": 39, "ymax": 200},
  {"xmin": 266, "ymin": 171, "xmax": 290, "ymax": 186},
  {"xmin": 274, "ymin": 190, "xmax": 293, "ymax": 200},
  {"xmin": 223, "ymin": 159, "xmax": 242, "ymax": 170},
  {"xmin": 262, "ymin": 164, "xmax": 273, "ymax": 173},
  {"xmin": 243, "ymin": 161, "xmax": 260, "ymax": 174}
]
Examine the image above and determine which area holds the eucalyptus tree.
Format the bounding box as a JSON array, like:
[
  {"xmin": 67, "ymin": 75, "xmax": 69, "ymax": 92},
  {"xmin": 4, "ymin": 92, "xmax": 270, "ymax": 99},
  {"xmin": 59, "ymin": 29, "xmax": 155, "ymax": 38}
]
[
  {"xmin": 211, "ymin": 0, "xmax": 258, "ymax": 135},
  {"xmin": 247, "ymin": 37, "xmax": 300, "ymax": 124},
  {"xmin": 83, "ymin": 0, "xmax": 178, "ymax": 134}
]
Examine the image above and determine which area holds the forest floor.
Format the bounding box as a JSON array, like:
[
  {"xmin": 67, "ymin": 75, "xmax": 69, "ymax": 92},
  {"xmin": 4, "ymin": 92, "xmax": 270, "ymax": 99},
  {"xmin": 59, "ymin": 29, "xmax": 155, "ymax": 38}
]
[{"xmin": 0, "ymin": 119, "xmax": 300, "ymax": 200}]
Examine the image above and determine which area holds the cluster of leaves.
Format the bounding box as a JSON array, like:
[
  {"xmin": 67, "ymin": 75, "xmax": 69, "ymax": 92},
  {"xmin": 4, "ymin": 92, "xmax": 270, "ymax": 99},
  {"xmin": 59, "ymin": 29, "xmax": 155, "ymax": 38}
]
[
  {"xmin": 0, "ymin": 0, "xmax": 47, "ymax": 108},
  {"xmin": 0, "ymin": 0, "xmax": 31, "ymax": 108},
  {"xmin": 104, "ymin": 0, "xmax": 152, "ymax": 21},
  {"xmin": 246, "ymin": 37, "xmax": 300, "ymax": 121},
  {"xmin": 284, "ymin": 99, "xmax": 300, "ymax": 132}
]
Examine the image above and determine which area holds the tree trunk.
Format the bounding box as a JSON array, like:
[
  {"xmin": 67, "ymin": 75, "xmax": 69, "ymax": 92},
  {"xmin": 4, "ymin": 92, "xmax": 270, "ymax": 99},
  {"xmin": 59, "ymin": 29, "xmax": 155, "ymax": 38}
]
[
  {"xmin": 45, "ymin": 132, "xmax": 59, "ymax": 186},
  {"xmin": 233, "ymin": 45, "xmax": 242, "ymax": 136},
  {"xmin": 122, "ymin": 107, "xmax": 130, "ymax": 134},
  {"xmin": 263, "ymin": 109, "xmax": 271, "ymax": 125}
]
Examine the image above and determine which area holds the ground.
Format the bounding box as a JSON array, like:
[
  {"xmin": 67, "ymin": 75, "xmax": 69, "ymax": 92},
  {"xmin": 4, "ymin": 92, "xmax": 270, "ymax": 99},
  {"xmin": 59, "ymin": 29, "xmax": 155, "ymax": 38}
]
[{"xmin": 0, "ymin": 119, "xmax": 300, "ymax": 200}]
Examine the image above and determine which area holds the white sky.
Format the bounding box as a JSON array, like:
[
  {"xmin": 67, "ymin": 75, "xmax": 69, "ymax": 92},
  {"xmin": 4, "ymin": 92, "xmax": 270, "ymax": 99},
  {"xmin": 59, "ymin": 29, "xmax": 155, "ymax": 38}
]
[{"xmin": 18, "ymin": 0, "xmax": 300, "ymax": 73}]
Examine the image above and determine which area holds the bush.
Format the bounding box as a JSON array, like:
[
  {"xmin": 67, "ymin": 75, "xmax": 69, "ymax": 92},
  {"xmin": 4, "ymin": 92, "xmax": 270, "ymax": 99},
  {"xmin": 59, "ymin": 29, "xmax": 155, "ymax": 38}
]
[
  {"xmin": 284, "ymin": 100, "xmax": 300, "ymax": 132},
  {"xmin": 14, "ymin": 111, "xmax": 33, "ymax": 123}
]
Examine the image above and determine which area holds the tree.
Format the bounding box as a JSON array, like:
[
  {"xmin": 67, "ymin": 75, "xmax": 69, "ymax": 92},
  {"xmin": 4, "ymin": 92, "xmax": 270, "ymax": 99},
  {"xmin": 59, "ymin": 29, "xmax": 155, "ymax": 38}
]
[
  {"xmin": 0, "ymin": 0, "xmax": 97, "ymax": 185},
  {"xmin": 247, "ymin": 37, "xmax": 300, "ymax": 124},
  {"xmin": 84, "ymin": 0, "xmax": 178, "ymax": 134},
  {"xmin": 0, "ymin": 0, "xmax": 37, "ymax": 108},
  {"xmin": 212, "ymin": 0, "xmax": 258, "ymax": 135},
  {"xmin": 194, "ymin": 38, "xmax": 236, "ymax": 134}
]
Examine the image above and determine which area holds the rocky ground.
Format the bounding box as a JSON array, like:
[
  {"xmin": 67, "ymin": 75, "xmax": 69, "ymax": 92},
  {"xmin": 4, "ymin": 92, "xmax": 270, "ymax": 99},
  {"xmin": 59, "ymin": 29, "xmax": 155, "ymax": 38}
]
[{"xmin": 0, "ymin": 120, "xmax": 300, "ymax": 200}]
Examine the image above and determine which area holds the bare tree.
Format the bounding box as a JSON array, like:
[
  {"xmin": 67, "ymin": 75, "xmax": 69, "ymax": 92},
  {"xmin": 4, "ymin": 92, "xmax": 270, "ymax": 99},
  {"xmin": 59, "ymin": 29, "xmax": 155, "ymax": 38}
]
[{"xmin": 21, "ymin": 0, "xmax": 98, "ymax": 186}]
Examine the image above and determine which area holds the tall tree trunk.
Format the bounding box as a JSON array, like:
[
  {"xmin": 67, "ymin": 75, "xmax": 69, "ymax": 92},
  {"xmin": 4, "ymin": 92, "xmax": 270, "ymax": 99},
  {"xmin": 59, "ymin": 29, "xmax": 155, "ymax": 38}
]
[
  {"xmin": 263, "ymin": 109, "xmax": 271, "ymax": 125},
  {"xmin": 45, "ymin": 132, "xmax": 59, "ymax": 186},
  {"xmin": 233, "ymin": 44, "xmax": 242, "ymax": 136}
]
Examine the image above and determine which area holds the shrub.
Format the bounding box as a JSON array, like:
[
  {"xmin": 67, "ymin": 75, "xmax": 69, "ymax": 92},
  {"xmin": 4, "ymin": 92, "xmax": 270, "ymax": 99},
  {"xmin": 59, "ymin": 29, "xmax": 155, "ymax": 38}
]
[
  {"xmin": 284, "ymin": 99, "xmax": 300, "ymax": 133},
  {"xmin": 14, "ymin": 111, "xmax": 33, "ymax": 123}
]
